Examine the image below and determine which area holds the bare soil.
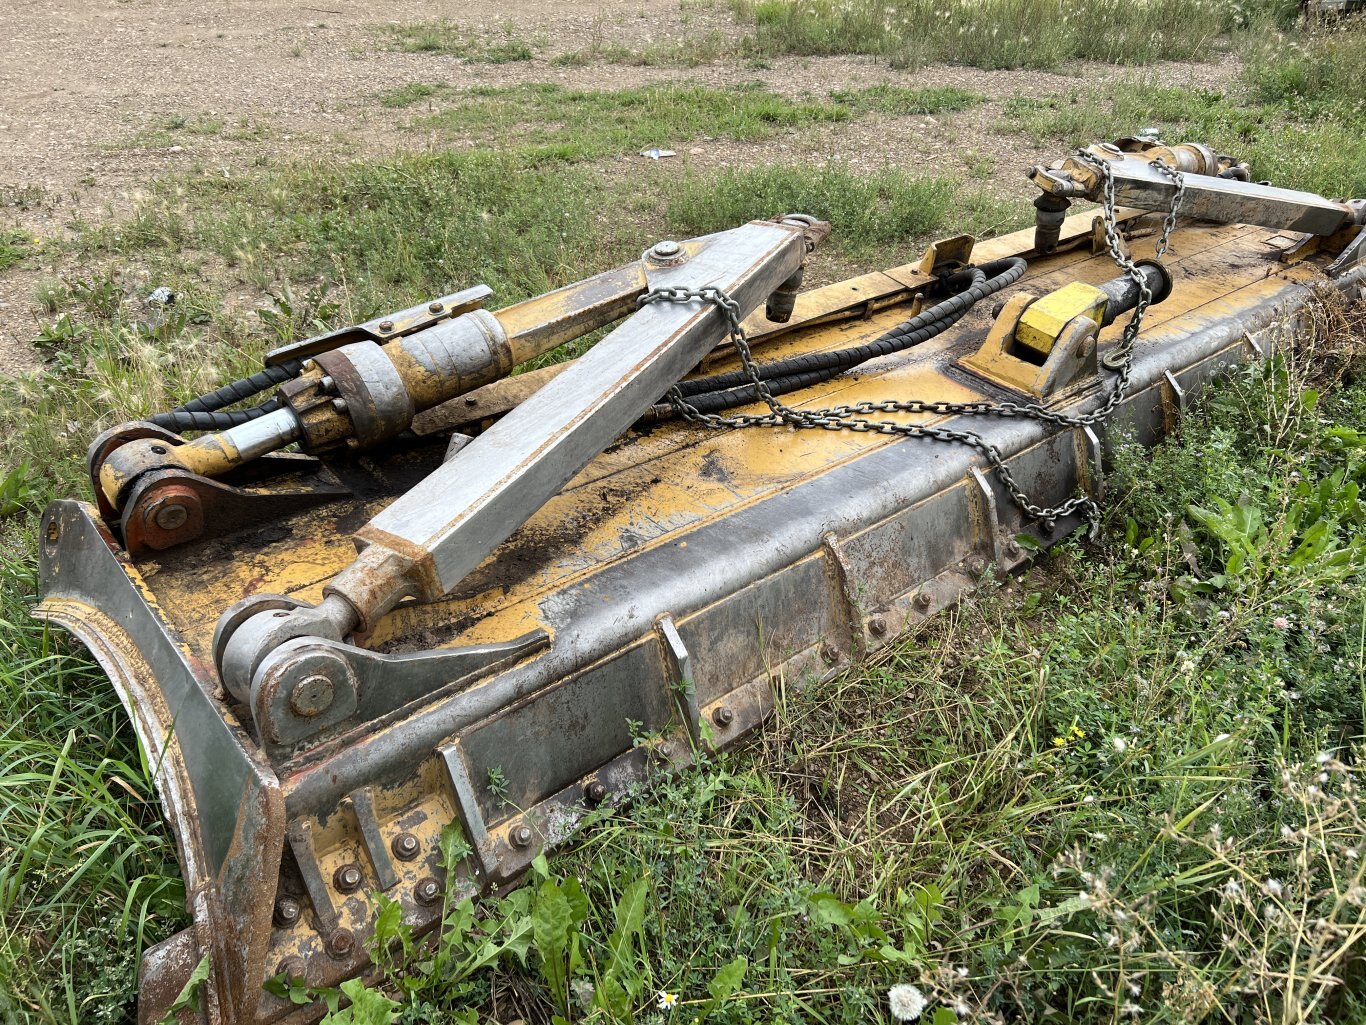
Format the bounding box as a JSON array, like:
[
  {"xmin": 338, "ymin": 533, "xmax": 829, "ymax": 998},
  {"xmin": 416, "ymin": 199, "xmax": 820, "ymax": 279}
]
[{"xmin": 0, "ymin": 0, "xmax": 1235, "ymax": 374}]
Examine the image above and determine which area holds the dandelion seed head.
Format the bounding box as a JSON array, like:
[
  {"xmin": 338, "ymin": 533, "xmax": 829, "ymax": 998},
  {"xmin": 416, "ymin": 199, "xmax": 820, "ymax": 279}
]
[{"xmin": 889, "ymin": 984, "xmax": 928, "ymax": 1021}]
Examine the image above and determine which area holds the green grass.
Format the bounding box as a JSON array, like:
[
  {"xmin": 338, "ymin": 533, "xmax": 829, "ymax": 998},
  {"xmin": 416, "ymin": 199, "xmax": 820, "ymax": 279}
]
[
  {"xmin": 376, "ymin": 20, "xmax": 536, "ymax": 62},
  {"xmin": 549, "ymin": 31, "xmax": 744, "ymax": 69},
  {"xmin": 827, "ymin": 85, "xmax": 985, "ymax": 116},
  {"xmin": 665, "ymin": 163, "xmax": 1013, "ymax": 257},
  {"xmin": 0, "ymin": 547, "xmax": 186, "ymax": 1025},
  {"xmin": 376, "ymin": 82, "xmax": 448, "ymax": 109},
  {"xmin": 122, "ymin": 113, "xmax": 270, "ymax": 150},
  {"xmin": 0, "ymin": 230, "xmax": 31, "ymax": 273},
  {"xmin": 410, "ymin": 81, "xmax": 851, "ymax": 162},
  {"xmin": 729, "ymin": 0, "xmax": 1298, "ymax": 70}
]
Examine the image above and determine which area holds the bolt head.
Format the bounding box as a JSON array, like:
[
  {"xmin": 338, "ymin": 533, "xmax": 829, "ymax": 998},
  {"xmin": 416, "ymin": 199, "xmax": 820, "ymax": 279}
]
[
  {"xmin": 289, "ymin": 674, "xmax": 335, "ymax": 718},
  {"xmin": 319, "ymin": 375, "xmax": 335, "ymax": 393},
  {"xmin": 868, "ymin": 616, "xmax": 887, "ymax": 636},
  {"xmin": 820, "ymin": 641, "xmax": 839, "ymax": 663},
  {"xmin": 969, "ymin": 558, "xmax": 987, "ymax": 576},
  {"xmin": 331, "ymin": 397, "xmax": 349, "ymax": 414},
  {"xmin": 651, "ymin": 239, "xmax": 681, "ymax": 259},
  {"xmin": 428, "ymin": 301, "xmax": 444, "ymax": 314},
  {"xmin": 272, "ymin": 895, "xmax": 301, "ymax": 928},
  {"xmin": 378, "ymin": 319, "xmax": 395, "ymax": 332},
  {"xmin": 914, "ymin": 591, "xmax": 932, "ymax": 610},
  {"xmin": 712, "ymin": 705, "xmax": 734, "ymax": 727},
  {"xmin": 511, "ymin": 825, "xmax": 534, "ymax": 848},
  {"xmin": 326, "ymin": 928, "xmax": 356, "ymax": 959},
  {"xmin": 415, "ymin": 877, "xmax": 442, "ymax": 905},
  {"xmin": 1004, "ymin": 539, "xmax": 1022, "ymax": 558},
  {"xmin": 333, "ymin": 863, "xmax": 363, "ymax": 893},
  {"xmin": 585, "ymin": 781, "xmax": 608, "ymax": 804},
  {"xmin": 302, "ymin": 359, "xmax": 317, "ymax": 372},
  {"xmin": 391, "ymin": 832, "xmax": 420, "ymax": 861},
  {"xmin": 152, "ymin": 500, "xmax": 189, "ymax": 531}
]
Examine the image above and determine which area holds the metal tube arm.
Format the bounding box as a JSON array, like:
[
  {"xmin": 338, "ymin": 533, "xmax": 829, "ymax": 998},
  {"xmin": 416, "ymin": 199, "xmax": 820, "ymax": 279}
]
[{"xmin": 218, "ymin": 216, "xmax": 825, "ymax": 706}]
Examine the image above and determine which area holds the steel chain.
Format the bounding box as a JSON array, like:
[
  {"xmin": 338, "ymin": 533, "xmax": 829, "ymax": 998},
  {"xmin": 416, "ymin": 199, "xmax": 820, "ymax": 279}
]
[{"xmin": 641, "ymin": 152, "xmax": 1186, "ymax": 533}]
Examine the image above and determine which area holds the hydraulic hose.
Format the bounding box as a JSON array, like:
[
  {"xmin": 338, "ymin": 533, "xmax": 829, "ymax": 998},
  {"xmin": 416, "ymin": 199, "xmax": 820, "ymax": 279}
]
[
  {"xmin": 150, "ymin": 399, "xmax": 284, "ymax": 433},
  {"xmin": 659, "ymin": 257, "xmax": 1027, "ymax": 416},
  {"xmin": 177, "ymin": 360, "xmax": 304, "ymax": 414},
  {"xmin": 148, "ymin": 358, "xmax": 304, "ymax": 433}
]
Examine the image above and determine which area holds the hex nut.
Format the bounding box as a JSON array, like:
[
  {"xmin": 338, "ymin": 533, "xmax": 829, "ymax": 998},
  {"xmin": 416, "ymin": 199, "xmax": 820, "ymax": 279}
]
[
  {"xmin": 511, "ymin": 825, "xmax": 534, "ymax": 849},
  {"xmin": 391, "ymin": 832, "xmax": 420, "ymax": 861},
  {"xmin": 415, "ymin": 877, "xmax": 442, "ymax": 906},
  {"xmin": 969, "ymin": 557, "xmax": 987, "ymax": 576},
  {"xmin": 651, "ymin": 240, "xmax": 681, "ymax": 258},
  {"xmin": 428, "ymin": 301, "xmax": 444, "ymax": 314},
  {"xmin": 272, "ymin": 896, "xmax": 301, "ymax": 929},
  {"xmin": 326, "ymin": 929, "xmax": 356, "ymax": 959},
  {"xmin": 378, "ymin": 320, "xmax": 395, "ymax": 332},
  {"xmin": 820, "ymin": 641, "xmax": 839, "ymax": 663},
  {"xmin": 585, "ymin": 781, "xmax": 608, "ymax": 804},
  {"xmin": 333, "ymin": 864, "xmax": 363, "ymax": 893},
  {"xmin": 868, "ymin": 616, "xmax": 887, "ymax": 636},
  {"xmin": 914, "ymin": 591, "xmax": 933, "ymax": 611},
  {"xmin": 712, "ymin": 705, "xmax": 734, "ymax": 727}
]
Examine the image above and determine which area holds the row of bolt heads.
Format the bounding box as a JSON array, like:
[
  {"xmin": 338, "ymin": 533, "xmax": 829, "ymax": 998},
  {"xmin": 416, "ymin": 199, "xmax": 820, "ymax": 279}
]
[{"xmin": 266, "ymin": 711, "xmax": 753, "ymax": 978}]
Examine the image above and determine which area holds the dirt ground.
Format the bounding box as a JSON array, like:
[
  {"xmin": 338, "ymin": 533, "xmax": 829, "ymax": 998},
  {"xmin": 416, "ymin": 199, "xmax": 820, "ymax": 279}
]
[{"xmin": 0, "ymin": 0, "xmax": 1234, "ymax": 374}]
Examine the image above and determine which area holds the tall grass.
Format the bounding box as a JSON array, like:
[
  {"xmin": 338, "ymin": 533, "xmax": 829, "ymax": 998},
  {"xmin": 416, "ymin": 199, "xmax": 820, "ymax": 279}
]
[
  {"xmin": 0, "ymin": 548, "xmax": 186, "ymax": 1025},
  {"xmin": 730, "ymin": 0, "xmax": 1295, "ymax": 70}
]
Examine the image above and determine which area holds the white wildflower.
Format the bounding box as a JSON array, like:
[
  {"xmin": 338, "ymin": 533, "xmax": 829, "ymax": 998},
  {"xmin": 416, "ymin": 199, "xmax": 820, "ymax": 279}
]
[
  {"xmin": 656, "ymin": 991, "xmax": 679, "ymax": 1011},
  {"xmin": 1112, "ymin": 737, "xmax": 1128, "ymax": 753},
  {"xmin": 1263, "ymin": 878, "xmax": 1283, "ymax": 898},
  {"xmin": 889, "ymin": 984, "xmax": 928, "ymax": 1021}
]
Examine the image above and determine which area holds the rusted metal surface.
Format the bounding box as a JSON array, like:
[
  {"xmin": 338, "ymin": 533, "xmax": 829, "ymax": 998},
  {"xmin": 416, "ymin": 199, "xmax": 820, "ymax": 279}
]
[{"xmin": 36, "ymin": 204, "xmax": 1366, "ymax": 1025}]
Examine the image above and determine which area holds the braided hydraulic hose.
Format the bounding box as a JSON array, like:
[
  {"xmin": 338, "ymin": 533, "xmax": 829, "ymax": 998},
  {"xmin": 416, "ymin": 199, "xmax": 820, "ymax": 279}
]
[
  {"xmin": 150, "ymin": 400, "xmax": 283, "ymax": 432},
  {"xmin": 177, "ymin": 360, "xmax": 304, "ymax": 414},
  {"xmin": 148, "ymin": 358, "xmax": 304, "ymax": 432}
]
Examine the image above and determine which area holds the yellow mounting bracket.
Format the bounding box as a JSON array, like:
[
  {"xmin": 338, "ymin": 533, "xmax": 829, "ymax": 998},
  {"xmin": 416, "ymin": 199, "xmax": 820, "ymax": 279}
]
[{"xmin": 961, "ymin": 283, "xmax": 1106, "ymax": 400}]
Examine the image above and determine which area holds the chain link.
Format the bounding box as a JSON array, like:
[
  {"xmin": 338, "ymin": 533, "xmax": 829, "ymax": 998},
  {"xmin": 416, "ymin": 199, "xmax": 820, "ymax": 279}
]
[{"xmin": 641, "ymin": 152, "xmax": 1186, "ymax": 534}]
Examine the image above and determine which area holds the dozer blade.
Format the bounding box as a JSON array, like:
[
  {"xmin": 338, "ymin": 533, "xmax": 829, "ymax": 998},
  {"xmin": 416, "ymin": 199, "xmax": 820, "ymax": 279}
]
[{"xmin": 36, "ymin": 208, "xmax": 1366, "ymax": 1025}]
